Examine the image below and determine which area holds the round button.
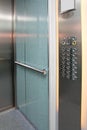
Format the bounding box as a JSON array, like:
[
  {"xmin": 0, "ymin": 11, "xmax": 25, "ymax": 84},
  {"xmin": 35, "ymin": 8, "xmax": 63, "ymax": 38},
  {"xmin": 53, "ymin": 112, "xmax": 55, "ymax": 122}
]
[
  {"xmin": 62, "ymin": 41, "xmax": 66, "ymax": 45},
  {"xmin": 72, "ymin": 76, "xmax": 77, "ymax": 80},
  {"xmin": 66, "ymin": 66, "xmax": 70, "ymax": 69},
  {"xmin": 66, "ymin": 71, "xmax": 70, "ymax": 74},
  {"xmin": 61, "ymin": 48, "xmax": 66, "ymax": 52},
  {"xmin": 72, "ymin": 41, "xmax": 77, "ymax": 45},
  {"xmin": 62, "ymin": 57, "xmax": 66, "ymax": 60},
  {"xmin": 66, "ymin": 75, "xmax": 70, "ymax": 79},
  {"xmin": 66, "ymin": 62, "xmax": 70, "ymax": 65},
  {"xmin": 62, "ymin": 52, "xmax": 66, "ymax": 55}
]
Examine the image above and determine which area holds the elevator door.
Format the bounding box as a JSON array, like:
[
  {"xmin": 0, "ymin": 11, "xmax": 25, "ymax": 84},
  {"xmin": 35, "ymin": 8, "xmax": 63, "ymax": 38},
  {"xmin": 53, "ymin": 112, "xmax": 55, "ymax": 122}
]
[
  {"xmin": 0, "ymin": 0, "xmax": 13, "ymax": 111},
  {"xmin": 15, "ymin": 0, "xmax": 49, "ymax": 130}
]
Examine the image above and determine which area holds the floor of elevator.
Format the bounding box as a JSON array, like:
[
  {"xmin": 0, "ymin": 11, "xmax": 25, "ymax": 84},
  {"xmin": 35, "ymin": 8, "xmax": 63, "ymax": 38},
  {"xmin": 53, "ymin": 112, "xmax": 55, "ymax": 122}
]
[{"xmin": 0, "ymin": 108, "xmax": 35, "ymax": 130}]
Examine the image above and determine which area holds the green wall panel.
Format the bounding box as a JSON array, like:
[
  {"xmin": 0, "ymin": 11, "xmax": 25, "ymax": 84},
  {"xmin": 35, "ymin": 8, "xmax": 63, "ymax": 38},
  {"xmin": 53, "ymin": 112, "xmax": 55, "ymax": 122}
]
[{"xmin": 15, "ymin": 0, "xmax": 49, "ymax": 130}]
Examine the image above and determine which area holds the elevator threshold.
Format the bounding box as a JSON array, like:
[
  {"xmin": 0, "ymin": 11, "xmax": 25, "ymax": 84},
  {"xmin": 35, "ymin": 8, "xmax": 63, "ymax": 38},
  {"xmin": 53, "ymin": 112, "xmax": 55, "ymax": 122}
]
[{"xmin": 0, "ymin": 108, "xmax": 35, "ymax": 130}]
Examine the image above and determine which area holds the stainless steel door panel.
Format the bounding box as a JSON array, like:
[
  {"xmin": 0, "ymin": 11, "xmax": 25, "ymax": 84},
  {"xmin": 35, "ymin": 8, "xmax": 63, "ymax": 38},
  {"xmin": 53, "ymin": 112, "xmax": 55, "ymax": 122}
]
[
  {"xmin": 0, "ymin": 60, "xmax": 13, "ymax": 110},
  {"xmin": 0, "ymin": 0, "xmax": 13, "ymax": 111},
  {"xmin": 0, "ymin": 0, "xmax": 12, "ymax": 59}
]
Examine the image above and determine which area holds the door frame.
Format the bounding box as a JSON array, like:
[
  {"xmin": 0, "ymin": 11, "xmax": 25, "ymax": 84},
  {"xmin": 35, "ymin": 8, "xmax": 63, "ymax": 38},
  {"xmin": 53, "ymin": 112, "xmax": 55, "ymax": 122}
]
[{"xmin": 48, "ymin": 0, "xmax": 59, "ymax": 130}]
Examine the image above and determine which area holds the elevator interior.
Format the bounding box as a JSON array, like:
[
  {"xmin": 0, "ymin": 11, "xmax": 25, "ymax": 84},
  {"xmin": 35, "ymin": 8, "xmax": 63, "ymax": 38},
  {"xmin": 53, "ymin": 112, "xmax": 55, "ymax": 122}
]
[
  {"xmin": 0, "ymin": 0, "xmax": 87, "ymax": 130},
  {"xmin": 0, "ymin": 0, "xmax": 49, "ymax": 130}
]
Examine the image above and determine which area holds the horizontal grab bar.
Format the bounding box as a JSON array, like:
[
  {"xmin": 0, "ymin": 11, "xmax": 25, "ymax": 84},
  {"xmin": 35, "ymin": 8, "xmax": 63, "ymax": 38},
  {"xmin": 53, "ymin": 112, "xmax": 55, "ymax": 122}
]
[{"xmin": 15, "ymin": 61, "xmax": 47, "ymax": 75}]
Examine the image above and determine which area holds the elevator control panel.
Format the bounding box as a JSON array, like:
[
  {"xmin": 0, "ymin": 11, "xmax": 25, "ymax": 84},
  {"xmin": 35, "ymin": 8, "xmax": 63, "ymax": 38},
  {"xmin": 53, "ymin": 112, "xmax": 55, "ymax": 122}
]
[{"xmin": 60, "ymin": 36, "xmax": 78, "ymax": 80}]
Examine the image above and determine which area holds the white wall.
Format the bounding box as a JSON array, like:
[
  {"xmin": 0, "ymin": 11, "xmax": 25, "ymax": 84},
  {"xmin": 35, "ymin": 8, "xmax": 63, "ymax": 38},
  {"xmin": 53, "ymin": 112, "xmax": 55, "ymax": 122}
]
[{"xmin": 81, "ymin": 0, "xmax": 87, "ymax": 130}]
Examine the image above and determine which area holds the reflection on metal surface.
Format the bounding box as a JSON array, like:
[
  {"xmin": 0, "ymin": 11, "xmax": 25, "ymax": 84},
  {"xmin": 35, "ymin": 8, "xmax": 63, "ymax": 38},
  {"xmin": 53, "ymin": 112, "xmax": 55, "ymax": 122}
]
[
  {"xmin": 0, "ymin": 14, "xmax": 12, "ymax": 21},
  {"xmin": 0, "ymin": 0, "xmax": 13, "ymax": 59},
  {"xmin": 17, "ymin": 16, "xmax": 37, "ymax": 22},
  {"xmin": 0, "ymin": 0, "xmax": 13, "ymax": 110},
  {"xmin": 13, "ymin": 33, "xmax": 48, "ymax": 38},
  {"xmin": 15, "ymin": 61, "xmax": 47, "ymax": 75},
  {"xmin": 17, "ymin": 16, "xmax": 47, "ymax": 22},
  {"xmin": 0, "ymin": 33, "xmax": 12, "ymax": 38}
]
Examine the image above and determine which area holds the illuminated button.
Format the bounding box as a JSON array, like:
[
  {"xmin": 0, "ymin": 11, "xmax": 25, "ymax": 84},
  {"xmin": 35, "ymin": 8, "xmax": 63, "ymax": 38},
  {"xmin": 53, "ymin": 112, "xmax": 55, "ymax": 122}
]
[{"xmin": 72, "ymin": 41, "xmax": 77, "ymax": 45}]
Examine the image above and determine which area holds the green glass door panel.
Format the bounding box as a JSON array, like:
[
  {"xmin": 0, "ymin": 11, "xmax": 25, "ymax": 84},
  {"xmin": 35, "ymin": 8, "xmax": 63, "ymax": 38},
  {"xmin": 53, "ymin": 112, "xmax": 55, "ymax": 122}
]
[
  {"xmin": 25, "ymin": 70, "xmax": 49, "ymax": 130},
  {"xmin": 16, "ymin": 66, "xmax": 25, "ymax": 107},
  {"xmin": 15, "ymin": 0, "xmax": 26, "ymax": 114},
  {"xmin": 15, "ymin": 0, "xmax": 49, "ymax": 130},
  {"xmin": 25, "ymin": 37, "xmax": 48, "ymax": 69},
  {"xmin": 15, "ymin": 0, "xmax": 25, "ymax": 63},
  {"xmin": 25, "ymin": 0, "xmax": 48, "ymax": 70}
]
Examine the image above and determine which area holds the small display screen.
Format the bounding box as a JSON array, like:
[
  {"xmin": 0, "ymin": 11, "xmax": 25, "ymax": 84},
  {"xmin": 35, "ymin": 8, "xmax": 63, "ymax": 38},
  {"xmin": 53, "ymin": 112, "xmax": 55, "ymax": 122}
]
[{"xmin": 61, "ymin": 0, "xmax": 75, "ymax": 13}]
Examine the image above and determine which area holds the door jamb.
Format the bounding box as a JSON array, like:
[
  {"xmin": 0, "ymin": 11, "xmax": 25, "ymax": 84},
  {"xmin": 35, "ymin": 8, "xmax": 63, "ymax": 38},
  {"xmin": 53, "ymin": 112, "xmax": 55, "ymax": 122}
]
[{"xmin": 48, "ymin": 0, "xmax": 59, "ymax": 130}]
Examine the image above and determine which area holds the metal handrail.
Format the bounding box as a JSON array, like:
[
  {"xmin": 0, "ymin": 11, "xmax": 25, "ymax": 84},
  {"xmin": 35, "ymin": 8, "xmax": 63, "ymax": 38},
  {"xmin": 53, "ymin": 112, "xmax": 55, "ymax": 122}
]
[{"xmin": 15, "ymin": 61, "xmax": 47, "ymax": 75}]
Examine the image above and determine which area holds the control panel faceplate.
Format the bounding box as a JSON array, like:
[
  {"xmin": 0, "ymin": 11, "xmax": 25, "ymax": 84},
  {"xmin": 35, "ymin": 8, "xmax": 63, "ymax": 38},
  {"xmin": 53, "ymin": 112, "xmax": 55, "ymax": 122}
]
[{"xmin": 60, "ymin": 36, "xmax": 78, "ymax": 80}]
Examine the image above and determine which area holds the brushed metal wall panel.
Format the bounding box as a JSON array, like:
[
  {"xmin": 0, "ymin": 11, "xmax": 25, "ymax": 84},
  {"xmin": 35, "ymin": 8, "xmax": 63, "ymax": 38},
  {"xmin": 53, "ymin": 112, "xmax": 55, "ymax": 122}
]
[
  {"xmin": 0, "ymin": 0, "xmax": 13, "ymax": 111},
  {"xmin": 0, "ymin": 0, "xmax": 12, "ymax": 59},
  {"xmin": 0, "ymin": 60, "xmax": 13, "ymax": 110},
  {"xmin": 59, "ymin": 0, "xmax": 81, "ymax": 130}
]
